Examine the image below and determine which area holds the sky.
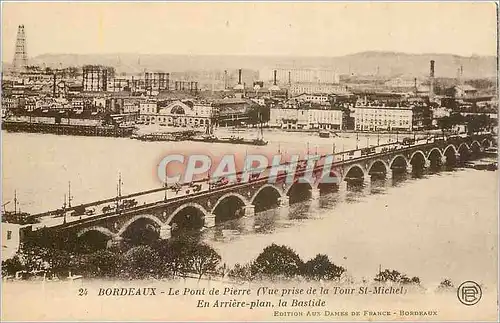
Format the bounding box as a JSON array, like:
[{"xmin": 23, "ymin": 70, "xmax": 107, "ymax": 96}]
[{"xmin": 1, "ymin": 2, "xmax": 498, "ymax": 62}]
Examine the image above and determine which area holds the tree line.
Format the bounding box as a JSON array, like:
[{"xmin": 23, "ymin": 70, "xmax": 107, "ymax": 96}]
[{"xmin": 2, "ymin": 238, "xmax": 436, "ymax": 288}]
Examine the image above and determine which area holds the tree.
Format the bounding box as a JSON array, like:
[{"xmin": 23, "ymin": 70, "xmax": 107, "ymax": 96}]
[
  {"xmin": 374, "ymin": 269, "xmax": 420, "ymax": 285},
  {"xmin": 121, "ymin": 245, "xmax": 160, "ymax": 280},
  {"xmin": 84, "ymin": 249, "xmax": 122, "ymax": 278},
  {"xmin": 1, "ymin": 255, "xmax": 24, "ymax": 277},
  {"xmin": 228, "ymin": 263, "xmax": 253, "ymax": 281},
  {"xmin": 303, "ymin": 254, "xmax": 345, "ymax": 281},
  {"xmin": 251, "ymin": 244, "xmax": 304, "ymax": 279},
  {"xmin": 190, "ymin": 243, "xmax": 221, "ymax": 280},
  {"xmin": 153, "ymin": 236, "xmax": 199, "ymax": 278},
  {"xmin": 436, "ymin": 278, "xmax": 455, "ymax": 292}
]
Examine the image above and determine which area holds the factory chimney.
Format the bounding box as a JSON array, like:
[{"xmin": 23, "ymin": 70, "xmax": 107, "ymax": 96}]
[
  {"xmin": 224, "ymin": 70, "xmax": 228, "ymax": 89},
  {"xmin": 273, "ymin": 70, "xmax": 277, "ymax": 85},
  {"xmin": 53, "ymin": 73, "xmax": 57, "ymax": 97},
  {"xmin": 414, "ymin": 77, "xmax": 418, "ymax": 96},
  {"xmin": 429, "ymin": 60, "xmax": 435, "ymax": 101},
  {"xmin": 288, "ymin": 71, "xmax": 291, "ymax": 85},
  {"xmin": 238, "ymin": 69, "xmax": 242, "ymax": 85}
]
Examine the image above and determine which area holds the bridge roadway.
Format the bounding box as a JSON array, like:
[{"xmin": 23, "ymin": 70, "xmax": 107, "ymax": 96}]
[{"xmin": 29, "ymin": 132, "xmax": 495, "ymax": 246}]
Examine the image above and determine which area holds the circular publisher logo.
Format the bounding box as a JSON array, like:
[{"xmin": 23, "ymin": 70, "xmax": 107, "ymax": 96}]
[{"xmin": 457, "ymin": 281, "xmax": 482, "ymax": 306}]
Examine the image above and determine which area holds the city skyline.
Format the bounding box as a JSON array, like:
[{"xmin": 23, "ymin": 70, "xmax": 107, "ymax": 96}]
[{"xmin": 1, "ymin": 2, "xmax": 498, "ymax": 64}]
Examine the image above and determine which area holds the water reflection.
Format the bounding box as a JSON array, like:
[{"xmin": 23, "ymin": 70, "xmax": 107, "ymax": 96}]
[{"xmin": 201, "ymin": 166, "xmax": 467, "ymax": 245}]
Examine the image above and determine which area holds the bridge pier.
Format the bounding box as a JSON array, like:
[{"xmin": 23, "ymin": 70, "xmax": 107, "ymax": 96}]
[
  {"xmin": 244, "ymin": 204, "xmax": 255, "ymax": 217},
  {"xmin": 279, "ymin": 196, "xmax": 289, "ymax": 207},
  {"xmin": 339, "ymin": 180, "xmax": 348, "ymax": 191},
  {"xmin": 204, "ymin": 214, "xmax": 216, "ymax": 228},
  {"xmin": 159, "ymin": 225, "xmax": 172, "ymax": 240},
  {"xmin": 107, "ymin": 235, "xmax": 123, "ymax": 249},
  {"xmin": 311, "ymin": 188, "xmax": 320, "ymax": 200},
  {"xmin": 363, "ymin": 173, "xmax": 371, "ymax": 183},
  {"xmin": 406, "ymin": 164, "xmax": 413, "ymax": 174},
  {"xmin": 424, "ymin": 159, "xmax": 431, "ymax": 168},
  {"xmin": 386, "ymin": 170, "xmax": 393, "ymax": 179}
]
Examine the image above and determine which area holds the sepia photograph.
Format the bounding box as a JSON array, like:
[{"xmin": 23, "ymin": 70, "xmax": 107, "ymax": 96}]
[{"xmin": 1, "ymin": 1, "xmax": 499, "ymax": 321}]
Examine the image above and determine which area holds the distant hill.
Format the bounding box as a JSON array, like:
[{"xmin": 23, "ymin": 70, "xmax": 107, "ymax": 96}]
[{"xmin": 8, "ymin": 51, "xmax": 498, "ymax": 79}]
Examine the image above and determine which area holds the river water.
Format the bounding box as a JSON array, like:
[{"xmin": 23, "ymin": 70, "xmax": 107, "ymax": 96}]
[{"xmin": 1, "ymin": 130, "xmax": 498, "ymax": 288}]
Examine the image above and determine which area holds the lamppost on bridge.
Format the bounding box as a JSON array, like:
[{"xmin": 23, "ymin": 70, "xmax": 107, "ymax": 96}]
[
  {"xmin": 68, "ymin": 181, "xmax": 73, "ymax": 208},
  {"xmin": 366, "ymin": 135, "xmax": 370, "ymax": 148},
  {"xmin": 356, "ymin": 132, "xmax": 359, "ymax": 150},
  {"xmin": 377, "ymin": 132, "xmax": 380, "ymax": 146},
  {"xmin": 62, "ymin": 194, "xmax": 67, "ymax": 224},
  {"xmin": 116, "ymin": 173, "xmax": 123, "ymax": 213}
]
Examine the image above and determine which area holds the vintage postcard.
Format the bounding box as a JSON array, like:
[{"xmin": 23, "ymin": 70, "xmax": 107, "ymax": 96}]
[{"xmin": 1, "ymin": 1, "xmax": 499, "ymax": 321}]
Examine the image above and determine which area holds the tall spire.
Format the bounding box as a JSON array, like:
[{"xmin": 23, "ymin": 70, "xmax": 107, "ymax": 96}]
[{"xmin": 12, "ymin": 25, "xmax": 28, "ymax": 74}]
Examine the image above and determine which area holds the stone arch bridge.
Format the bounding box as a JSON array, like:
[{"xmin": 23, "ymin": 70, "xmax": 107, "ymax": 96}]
[{"xmin": 37, "ymin": 133, "xmax": 494, "ymax": 248}]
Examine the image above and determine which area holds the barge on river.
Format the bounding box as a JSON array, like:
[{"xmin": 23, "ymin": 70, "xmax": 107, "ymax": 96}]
[{"xmin": 2, "ymin": 114, "xmax": 135, "ymax": 138}]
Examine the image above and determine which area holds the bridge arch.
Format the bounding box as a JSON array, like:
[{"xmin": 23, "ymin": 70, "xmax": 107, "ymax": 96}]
[
  {"xmin": 251, "ymin": 184, "xmax": 283, "ymax": 203},
  {"xmin": 409, "ymin": 150, "xmax": 427, "ymax": 172},
  {"xmin": 117, "ymin": 214, "xmax": 165, "ymax": 237},
  {"xmin": 76, "ymin": 226, "xmax": 116, "ymax": 251},
  {"xmin": 457, "ymin": 142, "xmax": 472, "ymax": 162},
  {"xmin": 471, "ymin": 140, "xmax": 481, "ymax": 149},
  {"xmin": 443, "ymin": 144, "xmax": 458, "ymax": 156},
  {"xmin": 167, "ymin": 202, "xmax": 210, "ymax": 224},
  {"xmin": 427, "ymin": 147, "xmax": 444, "ymax": 169},
  {"xmin": 481, "ymin": 138, "xmax": 492, "ymax": 148},
  {"xmin": 389, "ymin": 154, "xmax": 409, "ymax": 169},
  {"xmin": 443, "ymin": 144, "xmax": 459, "ymax": 166},
  {"xmin": 409, "ymin": 150, "xmax": 426, "ymax": 164},
  {"xmin": 211, "ymin": 192, "xmax": 250, "ymax": 223},
  {"xmin": 367, "ymin": 159, "xmax": 389, "ymax": 175},
  {"xmin": 212, "ymin": 192, "xmax": 250, "ymax": 211},
  {"xmin": 166, "ymin": 202, "xmax": 208, "ymax": 234},
  {"xmin": 77, "ymin": 226, "xmax": 115, "ymax": 238},
  {"xmin": 316, "ymin": 169, "xmax": 342, "ymax": 194},
  {"xmin": 251, "ymin": 184, "xmax": 283, "ymax": 213},
  {"xmin": 344, "ymin": 164, "xmax": 366, "ymax": 179},
  {"xmin": 458, "ymin": 142, "xmax": 471, "ymax": 153},
  {"xmin": 470, "ymin": 141, "xmax": 482, "ymax": 155},
  {"xmin": 286, "ymin": 177, "xmax": 314, "ymax": 204},
  {"xmin": 426, "ymin": 147, "xmax": 443, "ymax": 159}
]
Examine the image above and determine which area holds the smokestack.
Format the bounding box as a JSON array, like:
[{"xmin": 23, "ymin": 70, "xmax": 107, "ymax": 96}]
[
  {"xmin": 414, "ymin": 77, "xmax": 418, "ymax": 95},
  {"xmin": 288, "ymin": 71, "xmax": 291, "ymax": 85},
  {"xmin": 238, "ymin": 69, "xmax": 242, "ymax": 85},
  {"xmin": 429, "ymin": 60, "xmax": 435, "ymax": 100},
  {"xmin": 273, "ymin": 70, "xmax": 277, "ymax": 85},
  {"xmin": 224, "ymin": 70, "xmax": 228, "ymax": 89},
  {"xmin": 53, "ymin": 73, "xmax": 56, "ymax": 97}
]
